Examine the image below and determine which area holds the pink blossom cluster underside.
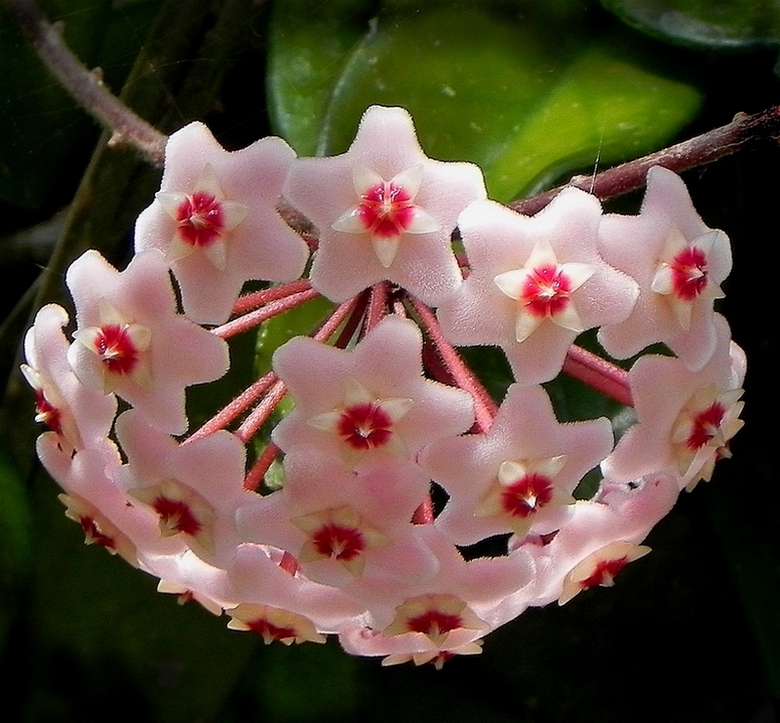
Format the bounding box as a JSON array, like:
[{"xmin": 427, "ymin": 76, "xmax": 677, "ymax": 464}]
[{"xmin": 23, "ymin": 105, "xmax": 744, "ymax": 668}]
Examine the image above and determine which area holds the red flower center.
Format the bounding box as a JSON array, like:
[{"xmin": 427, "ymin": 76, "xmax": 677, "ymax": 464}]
[
  {"xmin": 500, "ymin": 472, "xmax": 554, "ymax": 518},
  {"xmin": 311, "ymin": 524, "xmax": 365, "ymax": 561},
  {"xmin": 406, "ymin": 610, "xmax": 463, "ymax": 638},
  {"xmin": 686, "ymin": 402, "xmax": 726, "ymax": 450},
  {"xmin": 34, "ymin": 389, "xmax": 62, "ymax": 434},
  {"xmin": 94, "ymin": 324, "xmax": 141, "ymax": 376},
  {"xmin": 79, "ymin": 515, "xmax": 116, "ymax": 550},
  {"xmin": 358, "ymin": 182, "xmax": 416, "ymax": 238},
  {"xmin": 337, "ymin": 402, "xmax": 394, "ymax": 450},
  {"xmin": 247, "ymin": 618, "xmax": 297, "ymax": 643},
  {"xmin": 152, "ymin": 496, "xmax": 202, "ymax": 536},
  {"xmin": 581, "ymin": 557, "xmax": 629, "ymax": 589},
  {"xmin": 670, "ymin": 247, "xmax": 708, "ymax": 300},
  {"xmin": 176, "ymin": 192, "xmax": 225, "ymax": 247},
  {"xmin": 520, "ymin": 264, "xmax": 573, "ymax": 318}
]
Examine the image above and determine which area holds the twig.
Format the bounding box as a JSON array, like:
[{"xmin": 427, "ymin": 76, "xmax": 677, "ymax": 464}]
[
  {"xmin": 511, "ymin": 106, "xmax": 780, "ymax": 215},
  {"xmin": 6, "ymin": 0, "xmax": 168, "ymax": 166}
]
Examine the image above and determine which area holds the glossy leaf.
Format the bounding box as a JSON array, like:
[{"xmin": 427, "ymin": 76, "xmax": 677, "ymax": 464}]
[
  {"xmin": 271, "ymin": 6, "xmax": 702, "ymax": 202},
  {"xmin": 602, "ymin": 0, "xmax": 780, "ymax": 50},
  {"xmin": 254, "ymin": 294, "xmax": 335, "ymax": 376},
  {"xmin": 267, "ymin": 0, "xmax": 373, "ymax": 156}
]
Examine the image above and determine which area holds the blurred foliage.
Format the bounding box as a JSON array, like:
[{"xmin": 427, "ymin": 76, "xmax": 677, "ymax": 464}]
[
  {"xmin": 601, "ymin": 0, "xmax": 780, "ymax": 51},
  {"xmin": 269, "ymin": 1, "xmax": 703, "ymax": 201},
  {"xmin": 0, "ymin": 0, "xmax": 778, "ymax": 721}
]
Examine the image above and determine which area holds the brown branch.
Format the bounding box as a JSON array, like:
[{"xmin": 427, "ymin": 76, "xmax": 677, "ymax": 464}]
[
  {"xmin": 6, "ymin": 0, "xmax": 168, "ymax": 166},
  {"xmin": 510, "ymin": 105, "xmax": 780, "ymax": 215}
]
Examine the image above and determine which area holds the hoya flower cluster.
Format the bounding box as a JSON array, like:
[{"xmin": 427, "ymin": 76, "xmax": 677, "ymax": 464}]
[{"xmin": 22, "ymin": 106, "xmax": 744, "ymax": 668}]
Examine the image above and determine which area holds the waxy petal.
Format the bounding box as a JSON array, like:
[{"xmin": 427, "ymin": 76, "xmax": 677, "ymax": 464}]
[
  {"xmin": 136, "ymin": 122, "xmax": 309, "ymax": 324},
  {"xmin": 273, "ymin": 316, "xmax": 474, "ymax": 470},
  {"xmin": 66, "ymin": 250, "xmax": 228, "ymax": 435},
  {"xmin": 598, "ymin": 166, "xmax": 732, "ymax": 370},
  {"xmin": 439, "ymin": 191, "xmax": 637, "ymax": 385},
  {"xmin": 284, "ymin": 105, "xmax": 486, "ymax": 305}
]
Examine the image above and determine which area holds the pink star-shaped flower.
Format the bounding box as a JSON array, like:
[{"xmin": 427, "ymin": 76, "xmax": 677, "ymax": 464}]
[
  {"xmin": 337, "ymin": 525, "xmax": 534, "ymax": 658},
  {"xmin": 597, "ymin": 166, "xmax": 732, "ymax": 370},
  {"xmin": 271, "ymin": 315, "xmax": 474, "ymax": 470},
  {"xmin": 515, "ymin": 474, "xmax": 679, "ymax": 607},
  {"xmin": 150, "ymin": 550, "xmax": 239, "ymax": 616},
  {"xmin": 114, "ymin": 408, "xmax": 256, "ymax": 566},
  {"xmin": 21, "ymin": 303, "xmax": 116, "ymax": 455},
  {"xmin": 558, "ymin": 540, "xmax": 651, "ymax": 605},
  {"xmin": 66, "ymin": 249, "xmax": 229, "ymax": 435},
  {"xmin": 226, "ymin": 603, "xmax": 327, "ymax": 645},
  {"xmin": 380, "ymin": 639, "xmax": 484, "ymax": 670},
  {"xmin": 226, "ymin": 543, "xmax": 365, "ymax": 634},
  {"xmin": 421, "ymin": 384, "xmax": 613, "ymax": 545},
  {"xmin": 58, "ymin": 491, "xmax": 141, "ymax": 567},
  {"xmin": 437, "ymin": 190, "xmax": 638, "ymax": 384},
  {"xmin": 283, "ymin": 105, "xmax": 486, "ymax": 305},
  {"xmin": 36, "ymin": 435, "xmax": 187, "ymax": 565},
  {"xmin": 382, "ymin": 592, "xmax": 488, "ymax": 647},
  {"xmin": 602, "ymin": 314, "xmax": 745, "ymax": 491},
  {"xmin": 135, "ymin": 122, "xmax": 310, "ymax": 324},
  {"xmin": 237, "ymin": 447, "xmax": 438, "ymax": 589}
]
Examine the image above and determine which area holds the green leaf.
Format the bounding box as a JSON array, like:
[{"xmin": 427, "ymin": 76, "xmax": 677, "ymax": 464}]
[
  {"xmin": 602, "ymin": 0, "xmax": 780, "ymax": 51},
  {"xmin": 0, "ymin": 443, "xmax": 32, "ymax": 650},
  {"xmin": 273, "ymin": 6, "xmax": 702, "ymax": 202},
  {"xmin": 482, "ymin": 35, "xmax": 703, "ymax": 200},
  {"xmin": 254, "ymin": 294, "xmax": 335, "ymax": 377},
  {"xmin": 267, "ymin": 0, "xmax": 373, "ymax": 155}
]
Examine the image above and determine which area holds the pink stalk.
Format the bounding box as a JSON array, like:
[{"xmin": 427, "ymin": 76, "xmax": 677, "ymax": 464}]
[
  {"xmin": 231, "ymin": 279, "xmax": 312, "ymax": 316},
  {"xmin": 329, "ymin": 291, "xmax": 370, "ymax": 349},
  {"xmin": 212, "ymin": 288, "xmax": 320, "ymax": 339},
  {"xmin": 412, "ymin": 495, "xmax": 434, "ymax": 524},
  {"xmin": 311, "ymin": 295, "xmax": 364, "ymax": 342},
  {"xmin": 234, "ymin": 296, "xmax": 365, "ymax": 448},
  {"xmin": 236, "ymin": 379, "xmax": 287, "ymax": 443},
  {"xmin": 363, "ymin": 282, "xmax": 390, "ymax": 333},
  {"xmin": 187, "ymin": 371, "xmax": 278, "ymax": 441},
  {"xmin": 406, "ymin": 294, "xmax": 498, "ymax": 433},
  {"xmin": 244, "ymin": 442, "xmax": 281, "ymax": 491},
  {"xmin": 562, "ymin": 345, "xmax": 633, "ymax": 407},
  {"xmin": 422, "ymin": 342, "xmax": 457, "ymax": 387}
]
